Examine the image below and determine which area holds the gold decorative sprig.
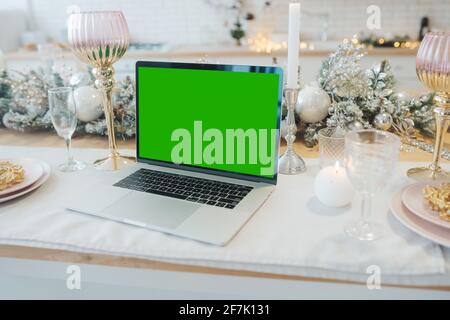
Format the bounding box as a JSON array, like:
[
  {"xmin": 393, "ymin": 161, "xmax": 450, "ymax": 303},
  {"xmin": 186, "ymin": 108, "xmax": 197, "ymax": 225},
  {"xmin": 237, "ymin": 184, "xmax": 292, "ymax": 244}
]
[
  {"xmin": 392, "ymin": 118, "xmax": 450, "ymax": 161},
  {"xmin": 423, "ymin": 183, "xmax": 450, "ymax": 222},
  {"xmin": 0, "ymin": 161, "xmax": 25, "ymax": 191}
]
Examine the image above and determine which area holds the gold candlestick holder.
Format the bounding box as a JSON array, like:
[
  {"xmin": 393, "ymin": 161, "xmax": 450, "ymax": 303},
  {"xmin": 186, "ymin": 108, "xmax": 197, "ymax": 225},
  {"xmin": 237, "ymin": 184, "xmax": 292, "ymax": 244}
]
[
  {"xmin": 68, "ymin": 11, "xmax": 135, "ymax": 171},
  {"xmin": 407, "ymin": 32, "xmax": 450, "ymax": 181},
  {"xmin": 91, "ymin": 66, "xmax": 135, "ymax": 170},
  {"xmin": 407, "ymin": 94, "xmax": 450, "ymax": 180}
]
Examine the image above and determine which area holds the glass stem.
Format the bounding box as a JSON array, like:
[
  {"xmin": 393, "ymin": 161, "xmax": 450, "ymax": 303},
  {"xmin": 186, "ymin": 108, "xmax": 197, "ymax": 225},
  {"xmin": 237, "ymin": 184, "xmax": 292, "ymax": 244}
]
[
  {"xmin": 360, "ymin": 192, "xmax": 372, "ymax": 223},
  {"xmin": 430, "ymin": 107, "xmax": 449, "ymax": 176},
  {"xmin": 65, "ymin": 137, "xmax": 73, "ymax": 165}
]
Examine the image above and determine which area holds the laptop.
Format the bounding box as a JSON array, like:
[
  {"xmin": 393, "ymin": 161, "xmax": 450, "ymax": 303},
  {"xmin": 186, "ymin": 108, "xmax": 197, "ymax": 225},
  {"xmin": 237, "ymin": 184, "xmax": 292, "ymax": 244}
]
[{"xmin": 66, "ymin": 61, "xmax": 283, "ymax": 245}]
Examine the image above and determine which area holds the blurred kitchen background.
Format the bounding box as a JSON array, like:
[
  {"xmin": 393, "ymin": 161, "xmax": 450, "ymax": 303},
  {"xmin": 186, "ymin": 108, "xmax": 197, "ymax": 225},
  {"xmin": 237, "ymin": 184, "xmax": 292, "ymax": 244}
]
[{"xmin": 0, "ymin": 0, "xmax": 449, "ymax": 93}]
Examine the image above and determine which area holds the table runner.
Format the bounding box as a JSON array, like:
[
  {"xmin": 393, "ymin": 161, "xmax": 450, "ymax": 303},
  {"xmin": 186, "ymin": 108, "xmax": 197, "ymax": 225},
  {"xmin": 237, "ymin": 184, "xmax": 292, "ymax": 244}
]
[{"xmin": 0, "ymin": 146, "xmax": 449, "ymax": 286}]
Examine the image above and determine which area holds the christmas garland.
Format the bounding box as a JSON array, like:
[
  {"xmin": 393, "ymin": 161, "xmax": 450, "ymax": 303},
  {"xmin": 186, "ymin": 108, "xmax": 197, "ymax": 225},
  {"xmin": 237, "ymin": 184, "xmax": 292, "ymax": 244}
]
[
  {"xmin": 0, "ymin": 42, "xmax": 437, "ymax": 150},
  {"xmin": 0, "ymin": 67, "xmax": 136, "ymax": 139},
  {"xmin": 300, "ymin": 42, "xmax": 435, "ymax": 147}
]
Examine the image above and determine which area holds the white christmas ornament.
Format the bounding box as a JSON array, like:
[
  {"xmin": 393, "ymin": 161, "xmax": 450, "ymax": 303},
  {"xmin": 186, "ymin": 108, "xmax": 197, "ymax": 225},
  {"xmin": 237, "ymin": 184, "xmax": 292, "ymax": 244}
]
[
  {"xmin": 73, "ymin": 86, "xmax": 103, "ymax": 122},
  {"xmin": 295, "ymin": 83, "xmax": 330, "ymax": 123}
]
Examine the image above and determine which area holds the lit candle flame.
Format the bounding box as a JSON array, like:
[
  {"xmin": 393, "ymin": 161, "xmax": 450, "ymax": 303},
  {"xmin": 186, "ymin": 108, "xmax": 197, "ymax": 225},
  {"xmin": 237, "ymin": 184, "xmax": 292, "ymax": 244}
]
[{"xmin": 334, "ymin": 161, "xmax": 341, "ymax": 173}]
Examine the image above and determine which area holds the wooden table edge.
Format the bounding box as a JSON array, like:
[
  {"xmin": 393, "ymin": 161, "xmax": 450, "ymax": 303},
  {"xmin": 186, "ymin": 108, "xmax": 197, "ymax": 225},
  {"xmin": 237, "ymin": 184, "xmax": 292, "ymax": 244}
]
[{"xmin": 0, "ymin": 244, "xmax": 449, "ymax": 293}]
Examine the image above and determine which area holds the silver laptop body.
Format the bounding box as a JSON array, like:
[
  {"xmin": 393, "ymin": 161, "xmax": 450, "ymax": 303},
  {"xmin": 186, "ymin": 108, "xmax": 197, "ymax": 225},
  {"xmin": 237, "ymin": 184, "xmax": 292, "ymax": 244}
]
[{"xmin": 66, "ymin": 61, "xmax": 283, "ymax": 246}]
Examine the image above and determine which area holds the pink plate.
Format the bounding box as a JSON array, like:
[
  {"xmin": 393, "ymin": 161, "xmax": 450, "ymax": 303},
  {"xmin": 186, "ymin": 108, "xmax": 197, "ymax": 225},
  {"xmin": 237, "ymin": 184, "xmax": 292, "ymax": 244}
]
[
  {"xmin": 0, "ymin": 158, "xmax": 44, "ymax": 197},
  {"xmin": 391, "ymin": 190, "xmax": 450, "ymax": 248},
  {"xmin": 0, "ymin": 161, "xmax": 51, "ymax": 203},
  {"xmin": 402, "ymin": 182, "xmax": 450, "ymax": 229}
]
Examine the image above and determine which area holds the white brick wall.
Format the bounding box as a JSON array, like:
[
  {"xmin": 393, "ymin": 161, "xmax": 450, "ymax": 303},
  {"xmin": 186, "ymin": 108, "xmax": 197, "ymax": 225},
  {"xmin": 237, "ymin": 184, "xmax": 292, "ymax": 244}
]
[{"xmin": 0, "ymin": 0, "xmax": 449, "ymax": 46}]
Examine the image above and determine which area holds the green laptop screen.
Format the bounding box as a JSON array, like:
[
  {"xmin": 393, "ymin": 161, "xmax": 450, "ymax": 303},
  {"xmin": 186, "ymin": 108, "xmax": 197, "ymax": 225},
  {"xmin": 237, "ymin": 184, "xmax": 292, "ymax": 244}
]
[{"xmin": 137, "ymin": 65, "xmax": 281, "ymax": 179}]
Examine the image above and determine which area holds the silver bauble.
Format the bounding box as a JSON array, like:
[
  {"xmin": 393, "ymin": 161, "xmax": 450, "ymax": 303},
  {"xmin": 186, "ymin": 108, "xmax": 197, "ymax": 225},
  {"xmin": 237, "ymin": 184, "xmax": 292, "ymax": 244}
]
[
  {"xmin": 347, "ymin": 121, "xmax": 364, "ymax": 131},
  {"xmin": 295, "ymin": 83, "xmax": 330, "ymax": 123},
  {"xmin": 26, "ymin": 104, "xmax": 46, "ymax": 116},
  {"xmin": 393, "ymin": 92, "xmax": 411, "ymax": 105},
  {"xmin": 373, "ymin": 112, "xmax": 393, "ymax": 131}
]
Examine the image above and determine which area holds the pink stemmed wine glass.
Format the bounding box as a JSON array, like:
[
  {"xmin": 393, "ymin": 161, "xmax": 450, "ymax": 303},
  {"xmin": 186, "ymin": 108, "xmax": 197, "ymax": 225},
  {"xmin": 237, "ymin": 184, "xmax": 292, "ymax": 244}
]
[
  {"xmin": 68, "ymin": 11, "xmax": 135, "ymax": 171},
  {"xmin": 408, "ymin": 32, "xmax": 450, "ymax": 181}
]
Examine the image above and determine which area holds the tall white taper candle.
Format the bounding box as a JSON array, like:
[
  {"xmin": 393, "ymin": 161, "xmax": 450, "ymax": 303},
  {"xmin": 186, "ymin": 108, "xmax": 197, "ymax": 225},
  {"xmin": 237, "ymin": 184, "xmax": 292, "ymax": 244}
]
[
  {"xmin": 287, "ymin": 2, "xmax": 300, "ymax": 88},
  {"xmin": 0, "ymin": 50, "xmax": 5, "ymax": 70}
]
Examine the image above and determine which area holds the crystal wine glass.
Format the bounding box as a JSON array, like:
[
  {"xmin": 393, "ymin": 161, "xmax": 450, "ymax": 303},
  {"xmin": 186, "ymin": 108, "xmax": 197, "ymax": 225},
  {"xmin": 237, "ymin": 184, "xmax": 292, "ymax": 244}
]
[
  {"xmin": 344, "ymin": 130, "xmax": 400, "ymax": 241},
  {"xmin": 48, "ymin": 87, "xmax": 86, "ymax": 172},
  {"xmin": 67, "ymin": 11, "xmax": 135, "ymax": 171},
  {"xmin": 407, "ymin": 32, "xmax": 450, "ymax": 181}
]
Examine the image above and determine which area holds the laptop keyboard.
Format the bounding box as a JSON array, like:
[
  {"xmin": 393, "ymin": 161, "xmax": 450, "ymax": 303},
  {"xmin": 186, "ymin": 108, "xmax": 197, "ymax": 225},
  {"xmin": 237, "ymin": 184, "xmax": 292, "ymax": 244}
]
[{"xmin": 113, "ymin": 168, "xmax": 254, "ymax": 209}]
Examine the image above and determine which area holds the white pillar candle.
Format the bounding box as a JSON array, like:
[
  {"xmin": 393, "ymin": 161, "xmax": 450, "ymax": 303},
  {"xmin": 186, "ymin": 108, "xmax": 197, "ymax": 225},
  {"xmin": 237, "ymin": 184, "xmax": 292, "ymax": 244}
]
[
  {"xmin": 313, "ymin": 162, "xmax": 354, "ymax": 207},
  {"xmin": 0, "ymin": 50, "xmax": 5, "ymax": 70},
  {"xmin": 287, "ymin": 2, "xmax": 300, "ymax": 88}
]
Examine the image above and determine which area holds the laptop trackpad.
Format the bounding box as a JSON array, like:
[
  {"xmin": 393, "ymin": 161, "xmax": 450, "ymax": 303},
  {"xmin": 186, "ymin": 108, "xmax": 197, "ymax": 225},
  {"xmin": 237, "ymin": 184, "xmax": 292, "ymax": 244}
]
[{"xmin": 102, "ymin": 192, "xmax": 200, "ymax": 229}]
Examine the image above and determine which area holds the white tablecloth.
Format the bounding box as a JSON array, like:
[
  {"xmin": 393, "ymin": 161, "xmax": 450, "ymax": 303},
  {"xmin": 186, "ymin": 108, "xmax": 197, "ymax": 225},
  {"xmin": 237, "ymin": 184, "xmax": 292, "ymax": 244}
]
[{"xmin": 1, "ymin": 145, "xmax": 449, "ymax": 287}]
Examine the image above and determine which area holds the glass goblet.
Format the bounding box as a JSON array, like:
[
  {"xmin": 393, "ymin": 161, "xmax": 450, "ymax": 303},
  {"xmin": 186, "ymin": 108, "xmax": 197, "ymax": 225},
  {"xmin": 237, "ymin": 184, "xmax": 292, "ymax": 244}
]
[
  {"xmin": 407, "ymin": 32, "xmax": 450, "ymax": 181},
  {"xmin": 48, "ymin": 87, "xmax": 86, "ymax": 172},
  {"xmin": 344, "ymin": 130, "xmax": 400, "ymax": 241},
  {"xmin": 67, "ymin": 11, "xmax": 135, "ymax": 171}
]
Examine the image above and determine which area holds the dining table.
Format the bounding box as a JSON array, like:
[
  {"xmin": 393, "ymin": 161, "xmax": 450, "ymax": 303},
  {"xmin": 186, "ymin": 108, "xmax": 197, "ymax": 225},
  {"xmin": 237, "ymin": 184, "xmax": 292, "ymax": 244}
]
[{"xmin": 0, "ymin": 128, "xmax": 449, "ymax": 299}]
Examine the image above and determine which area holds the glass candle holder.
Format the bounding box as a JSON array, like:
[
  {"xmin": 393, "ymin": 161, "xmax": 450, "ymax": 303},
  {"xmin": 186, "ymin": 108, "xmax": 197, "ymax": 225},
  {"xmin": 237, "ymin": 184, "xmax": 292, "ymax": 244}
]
[{"xmin": 318, "ymin": 127, "xmax": 346, "ymax": 168}]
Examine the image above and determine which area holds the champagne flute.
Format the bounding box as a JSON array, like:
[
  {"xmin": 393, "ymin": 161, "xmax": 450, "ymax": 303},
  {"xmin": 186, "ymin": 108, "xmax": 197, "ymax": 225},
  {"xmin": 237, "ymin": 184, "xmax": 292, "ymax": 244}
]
[
  {"xmin": 344, "ymin": 130, "xmax": 400, "ymax": 241},
  {"xmin": 67, "ymin": 11, "xmax": 135, "ymax": 171},
  {"xmin": 48, "ymin": 87, "xmax": 86, "ymax": 172},
  {"xmin": 407, "ymin": 32, "xmax": 450, "ymax": 181}
]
